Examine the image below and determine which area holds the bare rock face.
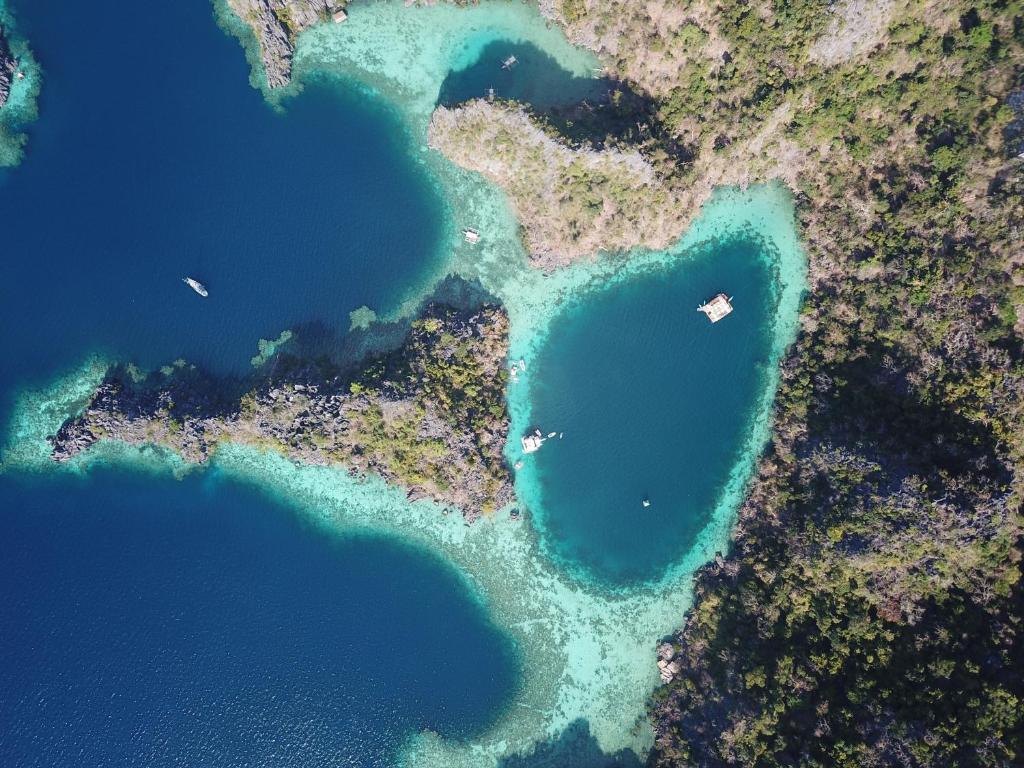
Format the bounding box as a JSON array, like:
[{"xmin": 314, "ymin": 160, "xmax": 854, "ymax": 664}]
[
  {"xmin": 225, "ymin": 0, "xmax": 338, "ymax": 88},
  {"xmin": 0, "ymin": 25, "xmax": 16, "ymax": 109}
]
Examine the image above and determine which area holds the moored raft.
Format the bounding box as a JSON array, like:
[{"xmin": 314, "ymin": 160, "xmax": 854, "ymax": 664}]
[
  {"xmin": 520, "ymin": 429, "xmax": 545, "ymax": 453},
  {"xmin": 697, "ymin": 293, "xmax": 733, "ymax": 323}
]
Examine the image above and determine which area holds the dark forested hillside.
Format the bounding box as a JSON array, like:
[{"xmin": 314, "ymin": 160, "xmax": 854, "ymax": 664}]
[{"xmin": 536, "ymin": 0, "xmax": 1024, "ymax": 763}]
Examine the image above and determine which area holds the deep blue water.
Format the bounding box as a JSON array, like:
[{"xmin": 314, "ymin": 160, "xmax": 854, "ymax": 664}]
[
  {"xmin": 0, "ymin": 470, "xmax": 519, "ymax": 767},
  {"xmin": 530, "ymin": 238, "xmax": 776, "ymax": 585},
  {"xmin": 0, "ymin": 0, "xmax": 443, "ymax": 406},
  {"xmin": 0, "ymin": 1, "xmax": 520, "ymax": 764}
]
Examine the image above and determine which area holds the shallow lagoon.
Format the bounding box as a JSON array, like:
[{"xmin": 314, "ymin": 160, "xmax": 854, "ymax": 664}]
[
  {"xmin": 529, "ymin": 236, "xmax": 776, "ymax": 585},
  {"xmin": 1, "ymin": 1, "xmax": 807, "ymax": 766}
]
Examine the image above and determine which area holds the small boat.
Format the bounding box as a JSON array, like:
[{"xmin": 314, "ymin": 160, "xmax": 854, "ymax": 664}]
[
  {"xmin": 502, "ymin": 55, "xmax": 518, "ymax": 70},
  {"xmin": 463, "ymin": 228, "xmax": 481, "ymax": 244},
  {"xmin": 642, "ymin": 498, "xmax": 651, "ymax": 508},
  {"xmin": 547, "ymin": 432, "xmax": 557, "ymax": 438},
  {"xmin": 183, "ymin": 277, "xmax": 208, "ymax": 297}
]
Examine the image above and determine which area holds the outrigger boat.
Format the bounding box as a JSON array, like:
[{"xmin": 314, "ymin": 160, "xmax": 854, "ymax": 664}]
[{"xmin": 183, "ymin": 277, "xmax": 208, "ymax": 297}]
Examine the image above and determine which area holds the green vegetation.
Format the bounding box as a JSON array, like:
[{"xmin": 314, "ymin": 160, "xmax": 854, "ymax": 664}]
[
  {"xmin": 526, "ymin": 0, "xmax": 1024, "ymax": 763},
  {"xmin": 429, "ymin": 100, "xmax": 691, "ymax": 267},
  {"xmin": 348, "ymin": 308, "xmax": 511, "ymax": 488},
  {"xmin": 51, "ymin": 304, "xmax": 513, "ymax": 518}
]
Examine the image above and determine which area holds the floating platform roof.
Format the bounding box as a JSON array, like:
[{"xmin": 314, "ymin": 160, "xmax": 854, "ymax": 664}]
[
  {"xmin": 521, "ymin": 429, "xmax": 544, "ymax": 453},
  {"xmin": 332, "ymin": 9, "xmax": 348, "ymax": 23},
  {"xmin": 698, "ymin": 293, "xmax": 733, "ymax": 323}
]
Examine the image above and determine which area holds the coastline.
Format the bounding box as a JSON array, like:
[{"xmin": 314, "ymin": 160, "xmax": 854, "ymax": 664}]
[
  {"xmin": 3, "ymin": 186, "xmax": 806, "ymax": 767},
  {"xmin": 0, "ymin": 1, "xmax": 808, "ymax": 765},
  {"xmin": 0, "ymin": 0, "xmax": 40, "ymax": 167}
]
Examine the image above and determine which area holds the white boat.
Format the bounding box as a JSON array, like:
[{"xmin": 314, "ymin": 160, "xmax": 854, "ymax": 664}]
[
  {"xmin": 502, "ymin": 55, "xmax": 518, "ymax": 70},
  {"xmin": 697, "ymin": 293, "xmax": 733, "ymax": 323},
  {"xmin": 183, "ymin": 277, "xmax": 208, "ymax": 297},
  {"xmin": 642, "ymin": 498, "xmax": 651, "ymax": 508},
  {"xmin": 521, "ymin": 429, "xmax": 545, "ymax": 453}
]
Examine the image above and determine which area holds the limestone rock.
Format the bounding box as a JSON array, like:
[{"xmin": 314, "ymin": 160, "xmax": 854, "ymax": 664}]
[
  {"xmin": 225, "ymin": 0, "xmax": 339, "ymax": 88},
  {"xmin": 49, "ymin": 303, "xmax": 514, "ymax": 521},
  {"xmin": 0, "ymin": 25, "xmax": 16, "ymax": 109}
]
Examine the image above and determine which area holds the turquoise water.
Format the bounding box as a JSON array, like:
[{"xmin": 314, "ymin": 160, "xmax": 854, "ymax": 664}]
[
  {"xmin": 0, "ymin": 1, "xmax": 809, "ymax": 765},
  {"xmin": 437, "ymin": 40, "xmax": 606, "ymax": 109},
  {"xmin": 529, "ymin": 237, "xmax": 775, "ymax": 585},
  {"xmin": 0, "ymin": 1, "xmax": 38, "ymax": 166}
]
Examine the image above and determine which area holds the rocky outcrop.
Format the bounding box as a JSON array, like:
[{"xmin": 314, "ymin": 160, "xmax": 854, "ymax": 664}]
[
  {"xmin": 0, "ymin": 25, "xmax": 16, "ymax": 109},
  {"xmin": 225, "ymin": 0, "xmax": 341, "ymax": 88},
  {"xmin": 50, "ymin": 304, "xmax": 514, "ymax": 520}
]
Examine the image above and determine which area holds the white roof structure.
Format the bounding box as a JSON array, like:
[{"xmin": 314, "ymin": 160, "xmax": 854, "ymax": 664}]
[{"xmin": 698, "ymin": 293, "xmax": 734, "ymax": 323}]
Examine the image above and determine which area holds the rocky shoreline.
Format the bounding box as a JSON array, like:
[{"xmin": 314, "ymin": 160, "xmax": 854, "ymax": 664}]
[
  {"xmin": 225, "ymin": 0, "xmax": 343, "ymax": 88},
  {"xmin": 0, "ymin": 24, "xmax": 16, "ymax": 109},
  {"xmin": 50, "ymin": 303, "xmax": 514, "ymax": 520}
]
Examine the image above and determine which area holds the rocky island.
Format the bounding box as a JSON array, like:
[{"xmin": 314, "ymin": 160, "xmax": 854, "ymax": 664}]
[
  {"xmin": 50, "ymin": 303, "xmax": 514, "ymax": 519},
  {"xmin": 0, "ymin": 23, "xmax": 16, "ymax": 109},
  {"xmin": 225, "ymin": 0, "xmax": 344, "ymax": 88}
]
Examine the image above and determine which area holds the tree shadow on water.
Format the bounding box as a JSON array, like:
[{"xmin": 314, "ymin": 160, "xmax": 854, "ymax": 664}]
[
  {"xmin": 436, "ymin": 41, "xmax": 694, "ymax": 161},
  {"xmin": 499, "ymin": 720, "xmax": 646, "ymax": 768}
]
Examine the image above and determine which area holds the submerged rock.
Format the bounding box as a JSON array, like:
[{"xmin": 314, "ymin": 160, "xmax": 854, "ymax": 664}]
[{"xmin": 50, "ymin": 303, "xmax": 514, "ymax": 520}]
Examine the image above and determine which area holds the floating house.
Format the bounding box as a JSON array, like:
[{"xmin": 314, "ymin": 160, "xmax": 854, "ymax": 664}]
[
  {"xmin": 697, "ymin": 293, "xmax": 734, "ymax": 323},
  {"xmin": 521, "ymin": 429, "xmax": 545, "ymax": 453},
  {"xmin": 332, "ymin": 8, "xmax": 348, "ymax": 23}
]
